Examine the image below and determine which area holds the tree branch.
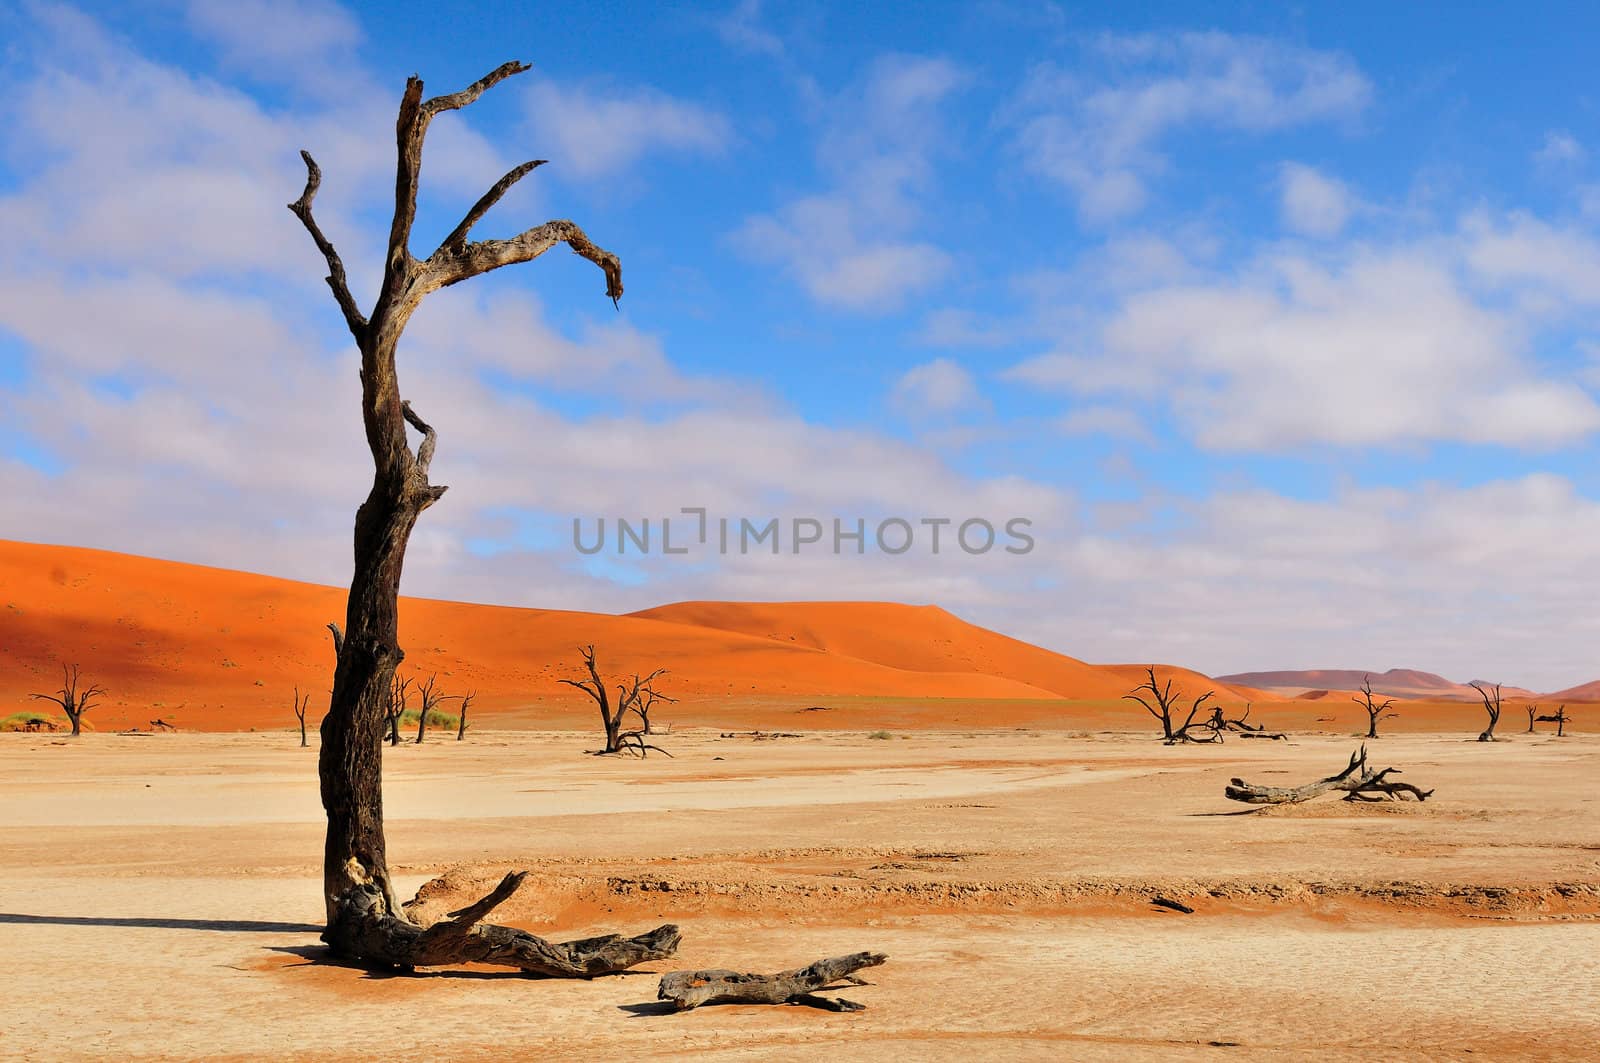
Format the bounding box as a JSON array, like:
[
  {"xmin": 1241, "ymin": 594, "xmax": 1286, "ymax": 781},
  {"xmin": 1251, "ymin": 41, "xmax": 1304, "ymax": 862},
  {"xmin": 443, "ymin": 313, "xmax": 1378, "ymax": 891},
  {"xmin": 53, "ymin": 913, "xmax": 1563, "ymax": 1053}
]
[
  {"xmin": 435, "ymin": 160, "xmax": 547, "ymax": 254},
  {"xmin": 287, "ymin": 151, "xmax": 367, "ymax": 341},
  {"xmin": 421, "ymin": 61, "xmax": 530, "ymax": 119},
  {"xmin": 426, "ymin": 219, "xmax": 624, "ymax": 306},
  {"xmin": 387, "ymin": 62, "xmax": 531, "ymax": 276},
  {"xmin": 399, "ymin": 400, "xmax": 439, "ymax": 479}
]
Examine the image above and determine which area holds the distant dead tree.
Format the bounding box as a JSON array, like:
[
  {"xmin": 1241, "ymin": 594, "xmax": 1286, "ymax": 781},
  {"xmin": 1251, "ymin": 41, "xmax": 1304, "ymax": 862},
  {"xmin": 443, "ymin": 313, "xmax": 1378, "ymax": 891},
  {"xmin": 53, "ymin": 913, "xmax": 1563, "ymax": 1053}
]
[
  {"xmin": 291, "ymin": 61, "xmax": 677, "ymax": 972},
  {"xmin": 1124, "ymin": 668, "xmax": 1219, "ymax": 743},
  {"xmin": 1470, "ymin": 681, "xmax": 1503, "ymax": 742},
  {"xmin": 456, "ymin": 691, "xmax": 474, "ymax": 741},
  {"xmin": 1534, "ymin": 704, "xmax": 1571, "ymax": 737},
  {"xmin": 632, "ymin": 674, "xmax": 677, "ymax": 735},
  {"xmin": 1525, "ymin": 702, "xmax": 1539, "ymax": 733},
  {"xmin": 414, "ymin": 673, "xmax": 458, "ymax": 744},
  {"xmin": 1353, "ymin": 675, "xmax": 1398, "ymax": 739},
  {"xmin": 292, "ymin": 686, "xmax": 312, "ymax": 747},
  {"xmin": 383, "ymin": 674, "xmax": 413, "ymax": 747},
  {"xmin": 31, "ymin": 664, "xmax": 103, "ymax": 737},
  {"xmin": 561, "ymin": 645, "xmax": 672, "ymax": 756},
  {"xmin": 1205, "ymin": 702, "xmax": 1286, "ymax": 740}
]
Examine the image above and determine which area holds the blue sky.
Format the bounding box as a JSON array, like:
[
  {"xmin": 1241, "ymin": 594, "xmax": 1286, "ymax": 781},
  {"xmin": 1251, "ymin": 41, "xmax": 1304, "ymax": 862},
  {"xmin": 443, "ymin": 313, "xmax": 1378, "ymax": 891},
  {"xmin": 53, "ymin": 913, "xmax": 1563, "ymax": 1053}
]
[{"xmin": 2, "ymin": 1, "xmax": 1599, "ymax": 689}]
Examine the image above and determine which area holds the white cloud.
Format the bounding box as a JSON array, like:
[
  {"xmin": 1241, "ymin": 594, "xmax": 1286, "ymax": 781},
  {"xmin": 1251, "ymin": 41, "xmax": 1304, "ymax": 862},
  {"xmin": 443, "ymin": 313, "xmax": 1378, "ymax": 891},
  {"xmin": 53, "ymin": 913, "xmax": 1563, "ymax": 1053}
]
[
  {"xmin": 1462, "ymin": 210, "xmax": 1600, "ymax": 308},
  {"xmin": 524, "ymin": 79, "xmax": 731, "ymax": 179},
  {"xmin": 891, "ymin": 358, "xmax": 983, "ymax": 416},
  {"xmin": 1057, "ymin": 405, "xmax": 1153, "ymax": 442},
  {"xmin": 712, "ymin": 0, "xmax": 786, "ymax": 58},
  {"xmin": 1011, "ymin": 32, "xmax": 1371, "ymax": 222},
  {"xmin": 734, "ymin": 54, "xmax": 965, "ymax": 311},
  {"xmin": 1012, "ymin": 245, "xmax": 1600, "ymax": 450},
  {"xmin": 1278, "ymin": 162, "xmax": 1353, "ymax": 238},
  {"xmin": 1534, "ymin": 130, "xmax": 1584, "ymax": 167},
  {"xmin": 1015, "ymin": 474, "xmax": 1600, "ymax": 691},
  {"xmin": 735, "ymin": 197, "xmax": 951, "ymax": 310},
  {"xmin": 185, "ymin": 0, "xmax": 361, "ymax": 87}
]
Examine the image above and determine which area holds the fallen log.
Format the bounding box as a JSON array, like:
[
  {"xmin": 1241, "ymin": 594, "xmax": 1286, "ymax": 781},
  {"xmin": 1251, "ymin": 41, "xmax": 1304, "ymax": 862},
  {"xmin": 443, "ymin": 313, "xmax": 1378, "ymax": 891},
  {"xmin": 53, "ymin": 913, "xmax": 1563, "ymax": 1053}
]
[
  {"xmin": 658, "ymin": 951, "xmax": 887, "ymax": 1011},
  {"xmin": 323, "ymin": 870, "xmax": 680, "ymax": 975},
  {"xmin": 1224, "ymin": 745, "xmax": 1433, "ymax": 805}
]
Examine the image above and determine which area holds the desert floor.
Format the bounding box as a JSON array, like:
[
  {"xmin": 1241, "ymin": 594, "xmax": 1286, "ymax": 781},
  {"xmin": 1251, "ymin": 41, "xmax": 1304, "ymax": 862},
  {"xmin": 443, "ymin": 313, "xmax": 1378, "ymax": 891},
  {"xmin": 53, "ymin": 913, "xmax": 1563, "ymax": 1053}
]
[{"xmin": 2, "ymin": 729, "xmax": 1597, "ymax": 1060}]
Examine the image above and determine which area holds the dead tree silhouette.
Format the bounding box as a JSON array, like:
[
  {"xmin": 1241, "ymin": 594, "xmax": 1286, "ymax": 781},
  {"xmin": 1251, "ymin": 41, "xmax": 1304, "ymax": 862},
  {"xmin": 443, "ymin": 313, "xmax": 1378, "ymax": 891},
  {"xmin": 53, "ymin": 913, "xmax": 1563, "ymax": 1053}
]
[
  {"xmin": 289, "ymin": 60, "xmax": 677, "ymax": 973},
  {"xmin": 30, "ymin": 664, "xmax": 102, "ymax": 738}
]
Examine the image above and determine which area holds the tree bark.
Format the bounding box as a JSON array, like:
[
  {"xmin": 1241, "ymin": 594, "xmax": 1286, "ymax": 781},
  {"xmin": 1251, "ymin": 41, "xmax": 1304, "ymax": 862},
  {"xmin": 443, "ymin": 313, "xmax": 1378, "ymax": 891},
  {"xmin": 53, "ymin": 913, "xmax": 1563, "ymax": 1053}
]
[
  {"xmin": 658, "ymin": 952, "xmax": 887, "ymax": 1011},
  {"xmin": 1225, "ymin": 746, "xmax": 1434, "ymax": 804},
  {"xmin": 292, "ymin": 62, "xmax": 663, "ymax": 975},
  {"xmin": 326, "ymin": 872, "xmax": 679, "ymax": 975}
]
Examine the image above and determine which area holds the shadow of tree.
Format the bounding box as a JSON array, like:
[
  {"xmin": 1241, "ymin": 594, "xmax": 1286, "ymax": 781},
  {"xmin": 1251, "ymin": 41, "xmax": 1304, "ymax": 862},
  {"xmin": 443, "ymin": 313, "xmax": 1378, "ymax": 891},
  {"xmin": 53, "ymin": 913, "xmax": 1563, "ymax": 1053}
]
[{"xmin": 264, "ymin": 944, "xmax": 661, "ymax": 981}]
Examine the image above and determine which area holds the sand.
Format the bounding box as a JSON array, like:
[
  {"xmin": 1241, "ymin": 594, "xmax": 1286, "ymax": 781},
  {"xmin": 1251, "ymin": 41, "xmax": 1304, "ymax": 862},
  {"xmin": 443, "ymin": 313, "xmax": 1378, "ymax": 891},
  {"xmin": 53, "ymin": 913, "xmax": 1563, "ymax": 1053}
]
[
  {"xmin": 0, "ymin": 540, "xmax": 1269, "ymax": 732},
  {"xmin": 3, "ymin": 729, "xmax": 1596, "ymax": 1060}
]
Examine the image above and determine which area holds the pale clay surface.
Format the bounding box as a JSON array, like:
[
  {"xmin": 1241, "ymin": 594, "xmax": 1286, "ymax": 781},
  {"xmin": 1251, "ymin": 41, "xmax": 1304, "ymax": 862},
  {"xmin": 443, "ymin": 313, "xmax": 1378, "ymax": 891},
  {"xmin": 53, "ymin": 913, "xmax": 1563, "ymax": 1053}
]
[{"xmin": 2, "ymin": 730, "xmax": 1596, "ymax": 1060}]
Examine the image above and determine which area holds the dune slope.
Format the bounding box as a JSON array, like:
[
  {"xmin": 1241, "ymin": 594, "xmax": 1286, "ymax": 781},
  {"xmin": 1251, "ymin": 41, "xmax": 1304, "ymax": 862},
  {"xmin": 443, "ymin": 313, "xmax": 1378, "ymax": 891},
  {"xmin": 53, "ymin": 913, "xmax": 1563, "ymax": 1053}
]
[{"xmin": 1, "ymin": 540, "xmax": 1258, "ymax": 732}]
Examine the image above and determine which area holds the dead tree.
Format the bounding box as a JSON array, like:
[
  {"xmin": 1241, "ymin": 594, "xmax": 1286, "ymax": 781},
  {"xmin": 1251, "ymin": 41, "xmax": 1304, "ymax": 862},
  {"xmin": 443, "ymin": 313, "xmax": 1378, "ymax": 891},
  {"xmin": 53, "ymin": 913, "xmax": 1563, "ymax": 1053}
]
[
  {"xmin": 291, "ymin": 61, "xmax": 673, "ymax": 973},
  {"xmin": 632, "ymin": 676, "xmax": 677, "ymax": 736},
  {"xmin": 1470, "ymin": 681, "xmax": 1503, "ymax": 742},
  {"xmin": 1124, "ymin": 668, "xmax": 1220, "ymax": 743},
  {"xmin": 658, "ymin": 952, "xmax": 887, "ymax": 1012},
  {"xmin": 456, "ymin": 692, "xmax": 474, "ymax": 741},
  {"xmin": 414, "ymin": 673, "xmax": 457, "ymax": 744},
  {"xmin": 1352, "ymin": 674, "xmax": 1398, "ymax": 739},
  {"xmin": 1225, "ymin": 745, "xmax": 1433, "ymax": 804},
  {"xmin": 383, "ymin": 674, "xmax": 413, "ymax": 747},
  {"xmin": 1534, "ymin": 704, "xmax": 1571, "ymax": 737},
  {"xmin": 30, "ymin": 664, "xmax": 103, "ymax": 737},
  {"xmin": 1206, "ymin": 702, "xmax": 1286, "ymax": 740},
  {"xmin": 1525, "ymin": 702, "xmax": 1538, "ymax": 733},
  {"xmin": 292, "ymin": 686, "xmax": 312, "ymax": 747},
  {"xmin": 561, "ymin": 646, "xmax": 672, "ymax": 756}
]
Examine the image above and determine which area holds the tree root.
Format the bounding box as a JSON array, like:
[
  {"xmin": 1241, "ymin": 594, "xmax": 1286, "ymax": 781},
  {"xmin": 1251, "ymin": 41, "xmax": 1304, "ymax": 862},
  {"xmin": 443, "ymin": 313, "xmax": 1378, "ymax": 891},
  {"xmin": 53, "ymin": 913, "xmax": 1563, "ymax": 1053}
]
[
  {"xmin": 1224, "ymin": 745, "xmax": 1434, "ymax": 805},
  {"xmin": 657, "ymin": 952, "xmax": 887, "ymax": 1011},
  {"xmin": 323, "ymin": 871, "xmax": 680, "ymax": 975}
]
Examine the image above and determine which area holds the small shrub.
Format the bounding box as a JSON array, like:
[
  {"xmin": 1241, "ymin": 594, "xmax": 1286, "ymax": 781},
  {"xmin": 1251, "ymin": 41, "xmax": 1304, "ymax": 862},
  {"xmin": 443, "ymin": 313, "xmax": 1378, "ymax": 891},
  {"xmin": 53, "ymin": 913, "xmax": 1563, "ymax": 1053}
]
[
  {"xmin": 399, "ymin": 707, "xmax": 459, "ymax": 730},
  {"xmin": 2, "ymin": 711, "xmax": 66, "ymax": 732},
  {"xmin": 867, "ymin": 730, "xmax": 892, "ymax": 740}
]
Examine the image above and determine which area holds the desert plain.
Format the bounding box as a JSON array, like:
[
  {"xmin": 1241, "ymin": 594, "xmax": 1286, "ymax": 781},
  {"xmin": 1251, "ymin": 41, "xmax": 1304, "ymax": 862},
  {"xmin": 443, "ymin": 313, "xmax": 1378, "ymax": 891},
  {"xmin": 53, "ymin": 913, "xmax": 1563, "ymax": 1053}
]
[
  {"xmin": 3, "ymin": 729, "xmax": 1597, "ymax": 1061},
  {"xmin": 3, "ymin": 541, "xmax": 1599, "ymax": 1060}
]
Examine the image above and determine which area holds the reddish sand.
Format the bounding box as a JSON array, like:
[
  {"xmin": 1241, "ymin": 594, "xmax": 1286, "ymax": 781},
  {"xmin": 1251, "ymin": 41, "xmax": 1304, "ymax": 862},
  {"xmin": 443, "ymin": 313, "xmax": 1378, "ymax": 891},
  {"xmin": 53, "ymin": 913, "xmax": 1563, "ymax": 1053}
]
[
  {"xmin": 1, "ymin": 540, "xmax": 1584, "ymax": 738},
  {"xmin": 1, "ymin": 539, "xmax": 1262, "ymax": 732}
]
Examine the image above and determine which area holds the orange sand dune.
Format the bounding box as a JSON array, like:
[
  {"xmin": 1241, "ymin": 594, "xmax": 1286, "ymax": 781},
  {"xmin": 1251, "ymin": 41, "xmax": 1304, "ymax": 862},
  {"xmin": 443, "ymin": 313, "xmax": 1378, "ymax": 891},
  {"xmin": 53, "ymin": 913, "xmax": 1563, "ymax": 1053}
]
[
  {"xmin": 631, "ymin": 600, "xmax": 1265, "ymax": 703},
  {"xmin": 0, "ymin": 540, "xmax": 1256, "ymax": 732}
]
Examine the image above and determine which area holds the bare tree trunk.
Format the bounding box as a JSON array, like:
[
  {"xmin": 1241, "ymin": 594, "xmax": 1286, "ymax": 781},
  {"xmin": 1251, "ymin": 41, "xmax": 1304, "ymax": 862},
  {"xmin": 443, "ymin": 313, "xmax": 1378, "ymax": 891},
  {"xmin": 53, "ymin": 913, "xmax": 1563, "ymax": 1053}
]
[
  {"xmin": 290, "ymin": 62, "xmax": 665, "ymax": 974},
  {"xmin": 456, "ymin": 693, "xmax": 473, "ymax": 741},
  {"xmin": 1352, "ymin": 675, "xmax": 1396, "ymax": 739},
  {"xmin": 32, "ymin": 664, "xmax": 102, "ymax": 740},
  {"xmin": 1225, "ymin": 746, "xmax": 1433, "ymax": 804},
  {"xmin": 1472, "ymin": 682, "xmax": 1503, "ymax": 742}
]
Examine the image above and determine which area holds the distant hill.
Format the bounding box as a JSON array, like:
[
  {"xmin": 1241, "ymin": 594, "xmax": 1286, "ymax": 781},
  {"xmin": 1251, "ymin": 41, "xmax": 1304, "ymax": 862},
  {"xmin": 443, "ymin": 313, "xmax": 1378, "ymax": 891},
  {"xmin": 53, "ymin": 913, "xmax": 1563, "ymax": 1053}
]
[
  {"xmin": 1542, "ymin": 679, "xmax": 1600, "ymax": 702},
  {"xmin": 1216, "ymin": 667, "xmax": 1538, "ymax": 702},
  {"xmin": 0, "ymin": 539, "xmax": 1262, "ymax": 732}
]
